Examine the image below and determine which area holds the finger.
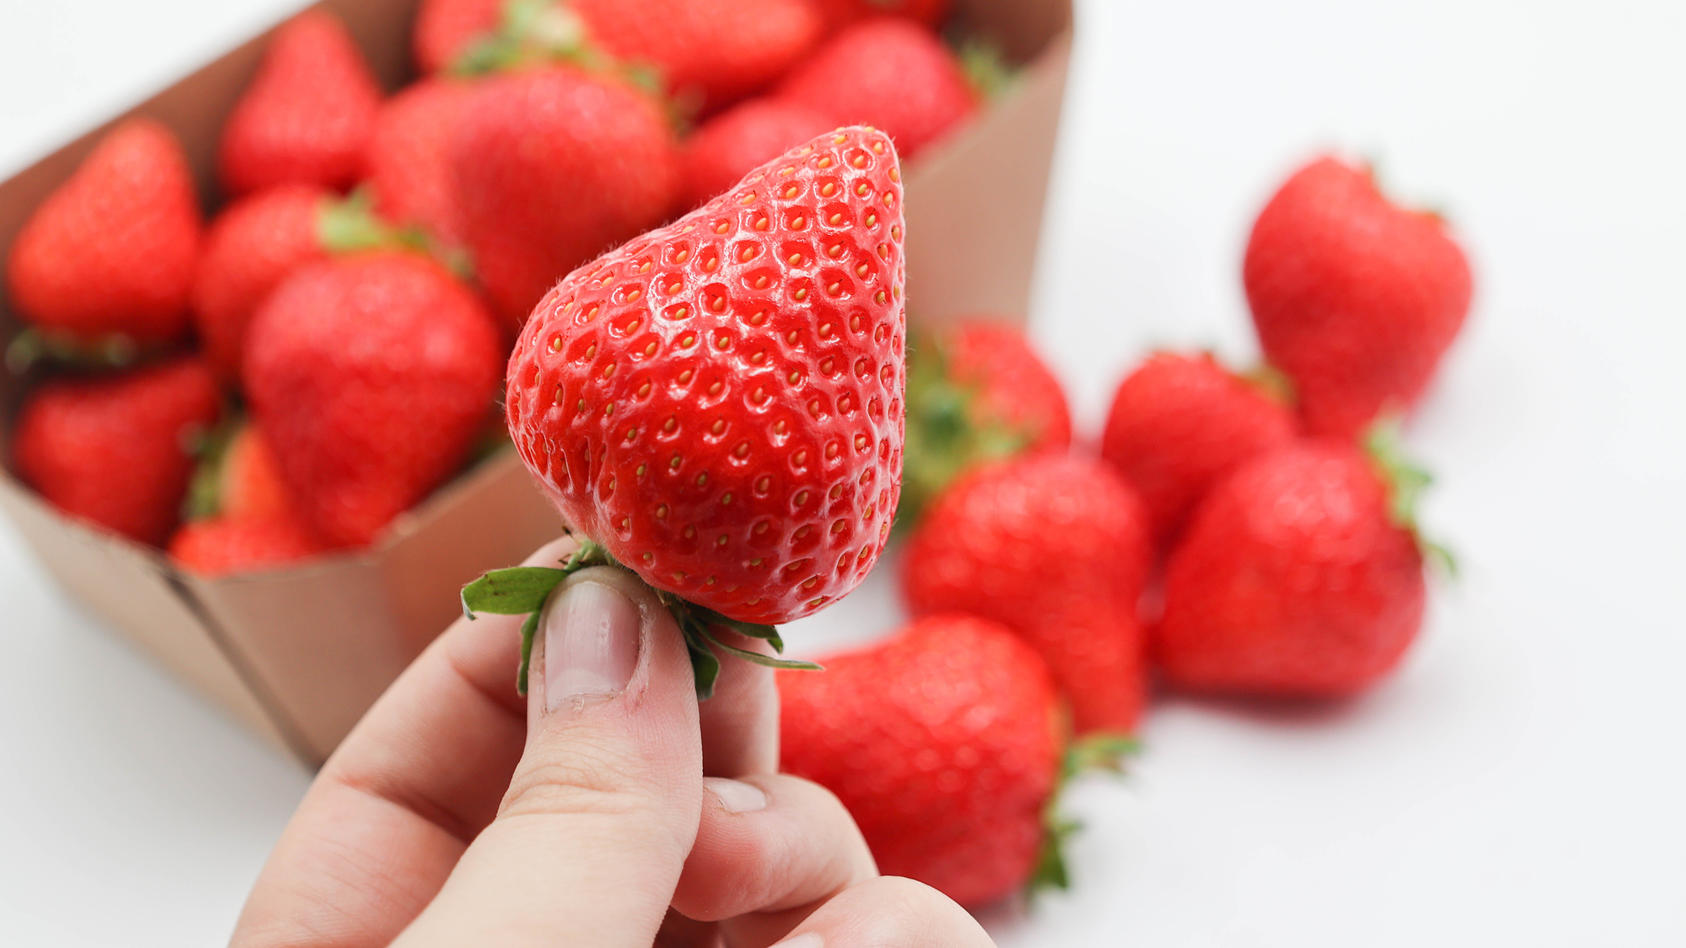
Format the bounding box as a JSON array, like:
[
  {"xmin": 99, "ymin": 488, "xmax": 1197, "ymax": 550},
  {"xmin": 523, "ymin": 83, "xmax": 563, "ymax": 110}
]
[
  {"xmin": 232, "ymin": 537, "xmax": 579, "ymax": 948},
  {"xmin": 672, "ymin": 774, "xmax": 876, "ymax": 924},
  {"xmin": 759, "ymin": 876, "xmax": 996, "ymax": 948},
  {"xmin": 394, "ymin": 565, "xmax": 704, "ymax": 948},
  {"xmin": 699, "ymin": 628, "xmax": 779, "ymax": 777}
]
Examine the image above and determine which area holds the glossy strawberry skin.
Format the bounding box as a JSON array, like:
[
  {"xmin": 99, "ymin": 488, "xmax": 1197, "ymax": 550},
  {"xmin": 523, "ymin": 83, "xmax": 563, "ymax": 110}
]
[
  {"xmin": 451, "ymin": 67, "xmax": 680, "ymax": 325},
  {"xmin": 366, "ymin": 78, "xmax": 474, "ymax": 247},
  {"xmin": 169, "ymin": 512, "xmax": 327, "ymax": 576},
  {"xmin": 506, "ymin": 127, "xmax": 907, "ymax": 625},
  {"xmin": 901, "ymin": 454, "xmax": 1153, "ymax": 734},
  {"xmin": 244, "ymin": 253, "xmax": 502, "ymax": 547},
  {"xmin": 809, "ymin": 0, "xmax": 953, "ymax": 30},
  {"xmin": 779, "ymin": 19, "xmax": 975, "ymax": 160},
  {"xmin": 217, "ymin": 11, "xmax": 383, "ymax": 196},
  {"xmin": 943, "ymin": 321, "xmax": 1071, "ymax": 453},
  {"xmin": 779, "ymin": 614, "xmax": 1062, "ymax": 907},
  {"xmin": 191, "ymin": 185, "xmax": 332, "ymax": 382},
  {"xmin": 1244, "ymin": 156, "xmax": 1473, "ymax": 438},
  {"xmin": 1101, "ymin": 352, "xmax": 1297, "ymax": 546},
  {"xmin": 678, "ymin": 98, "xmax": 835, "ymax": 209},
  {"xmin": 1156, "ymin": 443, "xmax": 1426, "ymax": 697},
  {"xmin": 412, "ymin": 0, "xmax": 504, "ymax": 73},
  {"xmin": 13, "ymin": 358, "xmax": 222, "ymax": 546},
  {"xmin": 574, "ymin": 0, "xmax": 822, "ymax": 111},
  {"xmin": 5, "ymin": 119, "xmax": 200, "ymax": 345}
]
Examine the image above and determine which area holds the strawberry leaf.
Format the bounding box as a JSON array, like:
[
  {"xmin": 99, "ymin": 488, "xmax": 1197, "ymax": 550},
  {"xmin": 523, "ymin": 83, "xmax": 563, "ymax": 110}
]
[{"xmin": 460, "ymin": 565, "xmax": 571, "ymax": 619}]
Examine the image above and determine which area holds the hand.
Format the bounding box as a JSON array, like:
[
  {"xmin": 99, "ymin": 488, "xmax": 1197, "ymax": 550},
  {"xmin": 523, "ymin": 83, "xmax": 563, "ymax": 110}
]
[{"xmin": 232, "ymin": 537, "xmax": 994, "ymax": 947}]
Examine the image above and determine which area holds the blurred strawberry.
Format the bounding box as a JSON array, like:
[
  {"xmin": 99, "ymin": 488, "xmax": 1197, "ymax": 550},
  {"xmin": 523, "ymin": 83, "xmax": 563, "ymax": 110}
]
[
  {"xmin": 13, "ymin": 358, "xmax": 222, "ymax": 546},
  {"xmin": 1100, "ymin": 352, "xmax": 1297, "ymax": 546},
  {"xmin": 169, "ymin": 510, "xmax": 328, "ymax": 576},
  {"xmin": 217, "ymin": 11, "xmax": 383, "ymax": 195},
  {"xmin": 1244, "ymin": 156, "xmax": 1473, "ymax": 438},
  {"xmin": 365, "ymin": 77, "xmax": 475, "ymax": 249},
  {"xmin": 244, "ymin": 253, "xmax": 502, "ymax": 547},
  {"xmin": 899, "ymin": 320, "xmax": 1070, "ymax": 527},
  {"xmin": 450, "ymin": 66, "xmax": 678, "ymax": 324},
  {"xmin": 412, "ymin": 0, "xmax": 505, "ymax": 73},
  {"xmin": 901, "ymin": 455, "xmax": 1154, "ymax": 734},
  {"xmin": 192, "ymin": 186, "xmax": 418, "ymax": 382},
  {"xmin": 677, "ymin": 98, "xmax": 833, "ymax": 208},
  {"xmin": 809, "ymin": 0, "xmax": 952, "ymax": 30},
  {"xmin": 5, "ymin": 119, "xmax": 200, "ymax": 347},
  {"xmin": 779, "ymin": 18, "xmax": 976, "ymax": 159},
  {"xmin": 1156, "ymin": 438, "xmax": 1432, "ymax": 696},
  {"xmin": 780, "ymin": 614, "xmax": 1069, "ymax": 907}
]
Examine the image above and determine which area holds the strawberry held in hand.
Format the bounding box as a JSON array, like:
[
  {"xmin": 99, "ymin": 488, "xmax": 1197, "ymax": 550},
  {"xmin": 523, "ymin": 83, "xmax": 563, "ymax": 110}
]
[
  {"xmin": 781, "ymin": 614, "xmax": 1115, "ymax": 907},
  {"xmin": 217, "ymin": 11, "xmax": 383, "ymax": 196},
  {"xmin": 468, "ymin": 126, "xmax": 906, "ymax": 694},
  {"xmin": 902, "ymin": 454, "xmax": 1153, "ymax": 734},
  {"xmin": 5, "ymin": 119, "xmax": 200, "ymax": 347},
  {"xmin": 1155, "ymin": 436, "xmax": 1434, "ymax": 697},
  {"xmin": 1244, "ymin": 156, "xmax": 1473, "ymax": 438}
]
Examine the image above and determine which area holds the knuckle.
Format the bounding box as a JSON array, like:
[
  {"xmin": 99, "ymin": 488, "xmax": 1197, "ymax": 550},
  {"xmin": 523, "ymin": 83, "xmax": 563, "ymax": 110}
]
[{"xmin": 498, "ymin": 743, "xmax": 659, "ymax": 823}]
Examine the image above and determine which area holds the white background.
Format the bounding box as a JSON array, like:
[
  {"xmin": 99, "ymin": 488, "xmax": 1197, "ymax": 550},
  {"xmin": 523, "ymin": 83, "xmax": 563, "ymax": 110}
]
[{"xmin": 3, "ymin": 0, "xmax": 1685, "ymax": 944}]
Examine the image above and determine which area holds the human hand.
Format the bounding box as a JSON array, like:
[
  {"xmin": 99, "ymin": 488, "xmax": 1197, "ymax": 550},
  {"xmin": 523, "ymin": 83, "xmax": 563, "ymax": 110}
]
[{"xmin": 232, "ymin": 537, "xmax": 994, "ymax": 947}]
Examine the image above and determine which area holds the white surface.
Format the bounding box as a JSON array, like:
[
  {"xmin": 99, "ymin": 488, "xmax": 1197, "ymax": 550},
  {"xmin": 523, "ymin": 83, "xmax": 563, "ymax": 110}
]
[{"xmin": 3, "ymin": 0, "xmax": 1685, "ymax": 944}]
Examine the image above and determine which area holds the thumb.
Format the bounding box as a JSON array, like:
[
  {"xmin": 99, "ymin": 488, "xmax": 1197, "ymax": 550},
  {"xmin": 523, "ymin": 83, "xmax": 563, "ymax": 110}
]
[{"xmin": 394, "ymin": 566, "xmax": 704, "ymax": 948}]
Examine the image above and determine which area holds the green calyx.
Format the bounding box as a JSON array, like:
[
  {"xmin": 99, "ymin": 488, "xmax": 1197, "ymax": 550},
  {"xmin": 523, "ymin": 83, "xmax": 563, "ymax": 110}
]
[
  {"xmin": 1363, "ymin": 417, "xmax": 1457, "ymax": 576},
  {"xmin": 460, "ymin": 538, "xmax": 820, "ymax": 698},
  {"xmin": 1029, "ymin": 732, "xmax": 1139, "ymax": 896},
  {"xmin": 4, "ymin": 328, "xmax": 152, "ymax": 375},
  {"xmin": 1239, "ymin": 360, "xmax": 1296, "ymax": 406},
  {"xmin": 897, "ymin": 330, "xmax": 1033, "ymax": 529},
  {"xmin": 181, "ymin": 416, "xmax": 242, "ymax": 521},
  {"xmin": 450, "ymin": 0, "xmax": 669, "ymax": 106},
  {"xmin": 956, "ymin": 38, "xmax": 1015, "ymax": 100},
  {"xmin": 318, "ymin": 189, "xmax": 475, "ymax": 281}
]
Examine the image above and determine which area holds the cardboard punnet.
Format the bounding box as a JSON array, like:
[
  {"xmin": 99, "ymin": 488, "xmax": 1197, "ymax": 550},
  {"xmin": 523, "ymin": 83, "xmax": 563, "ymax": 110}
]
[{"xmin": 0, "ymin": 0, "xmax": 1074, "ymax": 765}]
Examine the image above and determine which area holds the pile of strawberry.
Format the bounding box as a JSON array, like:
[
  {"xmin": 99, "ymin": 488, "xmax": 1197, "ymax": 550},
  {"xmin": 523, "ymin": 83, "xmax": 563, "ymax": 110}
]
[
  {"xmin": 774, "ymin": 155, "xmax": 1473, "ymax": 908},
  {"xmin": 2, "ymin": 0, "xmax": 987, "ymax": 574}
]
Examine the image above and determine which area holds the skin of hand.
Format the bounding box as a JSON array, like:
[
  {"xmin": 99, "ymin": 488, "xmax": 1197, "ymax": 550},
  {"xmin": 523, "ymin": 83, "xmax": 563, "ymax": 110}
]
[{"xmin": 231, "ymin": 537, "xmax": 995, "ymax": 948}]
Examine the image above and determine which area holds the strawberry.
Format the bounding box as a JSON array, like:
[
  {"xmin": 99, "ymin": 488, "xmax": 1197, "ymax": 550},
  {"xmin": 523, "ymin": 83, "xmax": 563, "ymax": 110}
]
[
  {"xmin": 809, "ymin": 0, "xmax": 953, "ymax": 30},
  {"xmin": 1155, "ymin": 439, "xmax": 1430, "ymax": 697},
  {"xmin": 191, "ymin": 186, "xmax": 421, "ymax": 382},
  {"xmin": 779, "ymin": 614, "xmax": 1066, "ymax": 907},
  {"xmin": 217, "ymin": 11, "xmax": 383, "ymax": 196},
  {"xmin": 490, "ymin": 128, "xmax": 904, "ymax": 663},
  {"xmin": 244, "ymin": 253, "xmax": 503, "ymax": 547},
  {"xmin": 1100, "ymin": 352, "xmax": 1297, "ymax": 546},
  {"xmin": 1244, "ymin": 156, "xmax": 1474, "ymax": 438},
  {"xmin": 778, "ymin": 18, "xmax": 976, "ymax": 160},
  {"xmin": 412, "ymin": 0, "xmax": 505, "ymax": 73},
  {"xmin": 5, "ymin": 119, "xmax": 200, "ymax": 347},
  {"xmin": 450, "ymin": 66, "xmax": 679, "ymax": 325},
  {"xmin": 678, "ymin": 98, "xmax": 834, "ymax": 208},
  {"xmin": 365, "ymin": 77, "xmax": 474, "ymax": 249},
  {"xmin": 900, "ymin": 320, "xmax": 1070, "ymax": 526},
  {"xmin": 168, "ymin": 511, "xmax": 327, "ymax": 576},
  {"xmin": 901, "ymin": 454, "xmax": 1152, "ymax": 734},
  {"xmin": 12, "ymin": 358, "xmax": 221, "ymax": 546},
  {"xmin": 184, "ymin": 422, "xmax": 299, "ymax": 524}
]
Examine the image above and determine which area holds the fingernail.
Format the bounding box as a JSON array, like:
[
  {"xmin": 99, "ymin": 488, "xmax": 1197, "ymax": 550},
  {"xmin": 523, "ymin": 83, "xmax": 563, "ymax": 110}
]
[
  {"xmin": 704, "ymin": 777, "xmax": 768, "ymax": 813},
  {"xmin": 772, "ymin": 934, "xmax": 822, "ymax": 948},
  {"xmin": 543, "ymin": 578, "xmax": 642, "ymax": 713}
]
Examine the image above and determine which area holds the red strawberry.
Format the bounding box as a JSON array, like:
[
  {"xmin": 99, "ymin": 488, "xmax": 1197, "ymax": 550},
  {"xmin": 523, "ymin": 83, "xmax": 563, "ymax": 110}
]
[
  {"xmin": 1156, "ymin": 441, "xmax": 1428, "ymax": 697},
  {"xmin": 245, "ymin": 253, "xmax": 502, "ymax": 547},
  {"xmin": 5, "ymin": 119, "xmax": 200, "ymax": 346},
  {"xmin": 450, "ymin": 66, "xmax": 679, "ymax": 325},
  {"xmin": 218, "ymin": 423, "xmax": 297, "ymax": 522},
  {"xmin": 900, "ymin": 320, "xmax": 1070, "ymax": 526},
  {"xmin": 12, "ymin": 358, "xmax": 221, "ymax": 546},
  {"xmin": 412, "ymin": 0, "xmax": 504, "ymax": 73},
  {"xmin": 678, "ymin": 98, "xmax": 834, "ymax": 208},
  {"xmin": 217, "ymin": 11, "xmax": 383, "ymax": 196},
  {"xmin": 1244, "ymin": 156, "xmax": 1473, "ymax": 438},
  {"xmin": 901, "ymin": 454, "xmax": 1152, "ymax": 734},
  {"xmin": 365, "ymin": 77, "xmax": 474, "ymax": 248},
  {"xmin": 571, "ymin": 0, "xmax": 822, "ymax": 111},
  {"xmin": 809, "ymin": 0, "xmax": 953, "ymax": 30},
  {"xmin": 778, "ymin": 18, "xmax": 976, "ymax": 159},
  {"xmin": 1100, "ymin": 352, "xmax": 1297, "ymax": 546},
  {"xmin": 503, "ymin": 126, "xmax": 906, "ymax": 625},
  {"xmin": 168, "ymin": 511, "xmax": 327, "ymax": 576},
  {"xmin": 779, "ymin": 614, "xmax": 1063, "ymax": 907}
]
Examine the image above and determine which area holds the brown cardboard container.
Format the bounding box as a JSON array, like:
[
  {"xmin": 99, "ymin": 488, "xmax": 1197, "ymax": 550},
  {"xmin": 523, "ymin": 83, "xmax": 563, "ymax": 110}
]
[{"xmin": 0, "ymin": 0, "xmax": 1074, "ymax": 766}]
